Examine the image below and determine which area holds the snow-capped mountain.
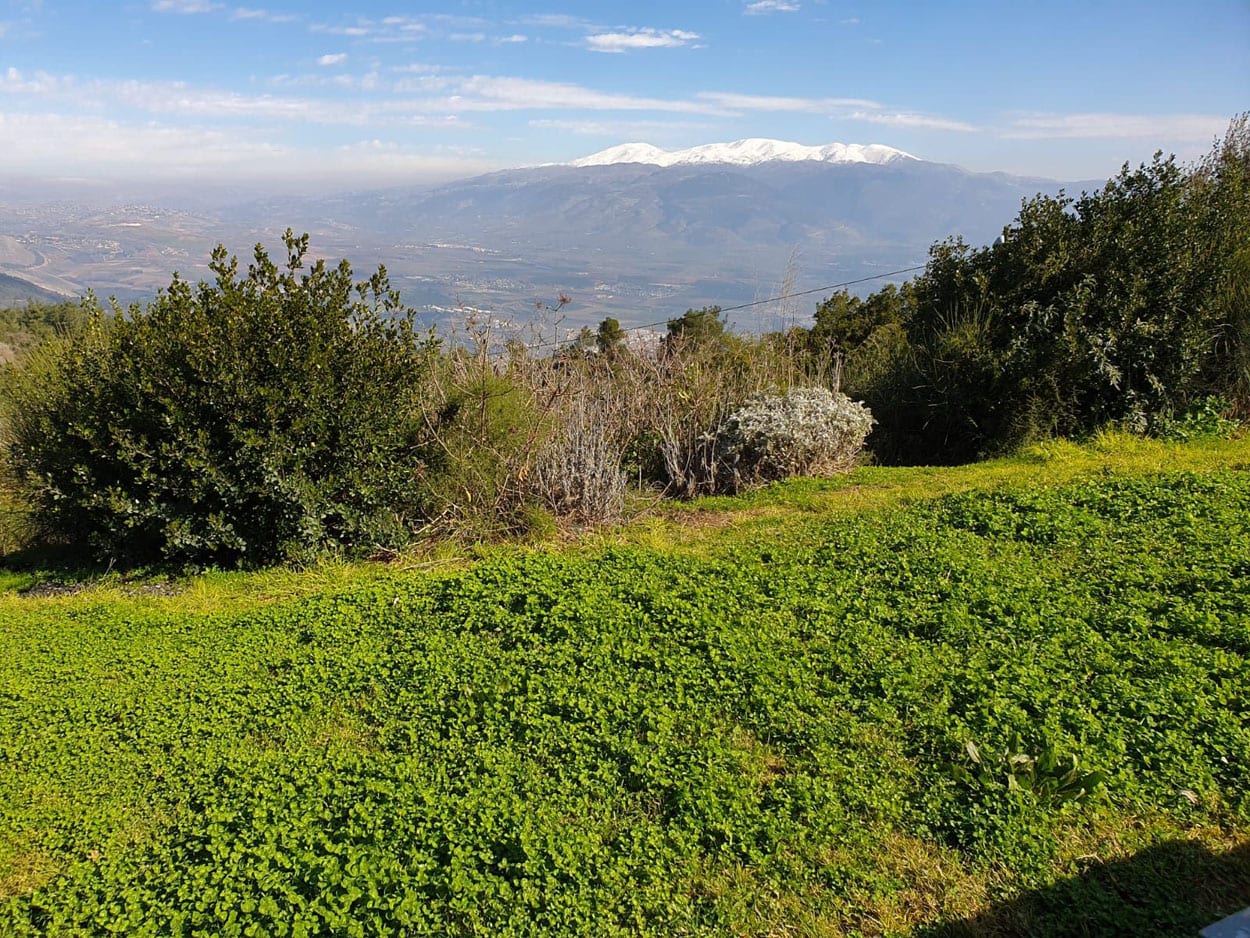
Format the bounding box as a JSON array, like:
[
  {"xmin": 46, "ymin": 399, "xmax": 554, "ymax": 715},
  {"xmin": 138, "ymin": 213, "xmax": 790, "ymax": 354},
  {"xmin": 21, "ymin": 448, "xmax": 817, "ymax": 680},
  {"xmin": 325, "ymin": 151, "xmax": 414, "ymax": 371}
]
[
  {"xmin": 237, "ymin": 150, "xmax": 1070, "ymax": 329},
  {"xmin": 569, "ymin": 138, "xmax": 915, "ymax": 169}
]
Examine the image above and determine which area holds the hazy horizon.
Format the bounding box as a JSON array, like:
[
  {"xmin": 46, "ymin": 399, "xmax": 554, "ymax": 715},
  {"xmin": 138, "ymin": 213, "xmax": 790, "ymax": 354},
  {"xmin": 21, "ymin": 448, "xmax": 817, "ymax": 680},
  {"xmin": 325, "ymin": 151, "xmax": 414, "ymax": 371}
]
[{"xmin": 0, "ymin": 0, "xmax": 1245, "ymax": 193}]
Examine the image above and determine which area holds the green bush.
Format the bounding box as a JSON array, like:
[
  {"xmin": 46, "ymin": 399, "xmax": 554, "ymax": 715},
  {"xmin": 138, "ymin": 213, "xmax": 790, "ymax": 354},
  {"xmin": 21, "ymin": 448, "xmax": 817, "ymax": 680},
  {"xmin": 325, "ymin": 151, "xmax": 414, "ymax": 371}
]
[
  {"xmin": 416, "ymin": 356, "xmax": 551, "ymax": 540},
  {"xmin": 2, "ymin": 232, "xmax": 439, "ymax": 565},
  {"xmin": 822, "ymin": 114, "xmax": 1250, "ymax": 464}
]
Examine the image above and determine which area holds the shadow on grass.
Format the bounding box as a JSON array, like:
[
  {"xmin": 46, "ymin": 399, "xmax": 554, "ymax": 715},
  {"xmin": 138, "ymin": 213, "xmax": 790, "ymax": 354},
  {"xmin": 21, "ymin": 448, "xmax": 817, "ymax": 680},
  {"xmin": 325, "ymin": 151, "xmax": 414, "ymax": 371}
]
[
  {"xmin": 0, "ymin": 539, "xmax": 193, "ymax": 595},
  {"xmin": 918, "ymin": 840, "xmax": 1250, "ymax": 937}
]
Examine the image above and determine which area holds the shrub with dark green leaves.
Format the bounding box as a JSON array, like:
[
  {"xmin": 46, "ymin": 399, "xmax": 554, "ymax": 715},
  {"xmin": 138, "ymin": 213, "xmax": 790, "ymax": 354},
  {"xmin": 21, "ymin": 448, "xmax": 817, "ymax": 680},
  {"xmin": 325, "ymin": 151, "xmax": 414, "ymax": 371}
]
[
  {"xmin": 3, "ymin": 232, "xmax": 439, "ymax": 565},
  {"xmin": 816, "ymin": 114, "xmax": 1250, "ymax": 464}
]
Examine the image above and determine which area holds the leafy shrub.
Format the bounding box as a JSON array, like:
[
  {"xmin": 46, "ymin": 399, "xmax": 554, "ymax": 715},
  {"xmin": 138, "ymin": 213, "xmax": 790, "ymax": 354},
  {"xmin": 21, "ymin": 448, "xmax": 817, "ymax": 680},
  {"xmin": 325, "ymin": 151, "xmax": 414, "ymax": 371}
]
[
  {"xmin": 0, "ymin": 298, "xmax": 96, "ymax": 360},
  {"xmin": 3, "ymin": 232, "xmax": 438, "ymax": 565},
  {"xmin": 418, "ymin": 361, "xmax": 546, "ymax": 539},
  {"xmin": 822, "ymin": 115, "xmax": 1250, "ymax": 464},
  {"xmin": 1156, "ymin": 395, "xmax": 1242, "ymax": 442},
  {"xmin": 714, "ymin": 387, "xmax": 873, "ymax": 492}
]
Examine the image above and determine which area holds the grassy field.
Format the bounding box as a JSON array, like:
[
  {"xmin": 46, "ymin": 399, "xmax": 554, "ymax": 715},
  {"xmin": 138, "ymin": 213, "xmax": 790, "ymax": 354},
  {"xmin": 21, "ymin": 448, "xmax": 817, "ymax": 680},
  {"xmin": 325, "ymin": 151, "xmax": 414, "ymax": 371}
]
[{"xmin": 1, "ymin": 432, "xmax": 1248, "ymax": 936}]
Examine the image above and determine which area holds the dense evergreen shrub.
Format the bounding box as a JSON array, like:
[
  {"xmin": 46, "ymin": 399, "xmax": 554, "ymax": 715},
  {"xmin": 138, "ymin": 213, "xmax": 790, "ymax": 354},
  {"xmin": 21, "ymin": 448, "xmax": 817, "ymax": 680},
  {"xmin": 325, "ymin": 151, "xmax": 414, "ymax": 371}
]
[
  {"xmin": 3, "ymin": 232, "xmax": 438, "ymax": 565},
  {"xmin": 822, "ymin": 115, "xmax": 1250, "ymax": 464}
]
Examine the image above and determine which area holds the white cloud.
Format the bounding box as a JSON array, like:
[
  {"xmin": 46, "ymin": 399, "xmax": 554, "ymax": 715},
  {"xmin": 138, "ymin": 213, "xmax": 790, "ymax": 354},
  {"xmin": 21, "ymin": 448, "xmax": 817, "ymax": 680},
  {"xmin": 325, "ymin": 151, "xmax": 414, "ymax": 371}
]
[
  {"xmin": 495, "ymin": 34, "xmax": 528, "ymax": 44},
  {"xmin": 0, "ymin": 111, "xmax": 494, "ymax": 185},
  {"xmin": 231, "ymin": 7, "xmax": 300, "ymax": 24},
  {"xmin": 696, "ymin": 91, "xmax": 879, "ymax": 113},
  {"xmin": 0, "ymin": 66, "xmax": 736, "ymax": 123},
  {"xmin": 317, "ymin": 52, "xmax": 347, "ymax": 66},
  {"xmin": 311, "ymin": 16, "xmax": 426, "ymax": 42},
  {"xmin": 529, "ymin": 117, "xmax": 715, "ymax": 138},
  {"xmin": 584, "ymin": 28, "xmax": 700, "ymax": 53},
  {"xmin": 1, "ymin": 66, "xmax": 64, "ymax": 94},
  {"xmin": 745, "ymin": 0, "xmax": 800, "ymax": 14},
  {"xmin": 390, "ymin": 63, "xmax": 449, "ymax": 74},
  {"xmin": 1005, "ymin": 112, "xmax": 1229, "ymax": 141},
  {"xmin": 453, "ymin": 75, "xmax": 726, "ymax": 114},
  {"xmin": 519, "ymin": 14, "xmax": 592, "ymax": 30},
  {"xmin": 150, "ymin": 0, "xmax": 222, "ymax": 12},
  {"xmin": 850, "ymin": 110, "xmax": 977, "ymax": 132},
  {"xmin": 691, "ymin": 90, "xmax": 975, "ymax": 131}
]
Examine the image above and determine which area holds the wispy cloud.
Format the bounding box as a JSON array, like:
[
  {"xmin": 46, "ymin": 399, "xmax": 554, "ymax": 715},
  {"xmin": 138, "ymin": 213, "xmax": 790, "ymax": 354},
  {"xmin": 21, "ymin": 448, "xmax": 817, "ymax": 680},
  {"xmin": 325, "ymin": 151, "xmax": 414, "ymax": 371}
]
[
  {"xmin": 691, "ymin": 90, "xmax": 974, "ymax": 131},
  {"xmin": 311, "ymin": 16, "xmax": 426, "ymax": 41},
  {"xmin": 851, "ymin": 110, "xmax": 977, "ymax": 132},
  {"xmin": 0, "ymin": 65, "xmax": 736, "ymax": 125},
  {"xmin": 452, "ymin": 75, "xmax": 727, "ymax": 114},
  {"xmin": 231, "ymin": 7, "xmax": 300, "ymax": 24},
  {"xmin": 744, "ymin": 1, "xmax": 800, "ymax": 15},
  {"xmin": 0, "ymin": 111, "xmax": 494, "ymax": 184},
  {"xmin": 585, "ymin": 28, "xmax": 700, "ymax": 53},
  {"xmin": 150, "ymin": 0, "xmax": 221, "ymax": 13},
  {"xmin": 519, "ymin": 14, "xmax": 593, "ymax": 30},
  {"xmin": 1004, "ymin": 112, "xmax": 1228, "ymax": 141},
  {"xmin": 696, "ymin": 91, "xmax": 879, "ymax": 113},
  {"xmin": 529, "ymin": 117, "xmax": 715, "ymax": 138},
  {"xmin": 3, "ymin": 65, "xmax": 976, "ymax": 134}
]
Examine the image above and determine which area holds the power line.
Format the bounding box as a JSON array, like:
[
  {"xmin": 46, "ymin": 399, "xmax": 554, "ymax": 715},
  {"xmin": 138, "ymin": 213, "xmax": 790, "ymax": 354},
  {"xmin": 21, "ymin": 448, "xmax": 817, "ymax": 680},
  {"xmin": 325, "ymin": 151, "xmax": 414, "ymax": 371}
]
[
  {"xmin": 716, "ymin": 264, "xmax": 925, "ymax": 316},
  {"xmin": 511, "ymin": 263, "xmax": 927, "ymax": 352}
]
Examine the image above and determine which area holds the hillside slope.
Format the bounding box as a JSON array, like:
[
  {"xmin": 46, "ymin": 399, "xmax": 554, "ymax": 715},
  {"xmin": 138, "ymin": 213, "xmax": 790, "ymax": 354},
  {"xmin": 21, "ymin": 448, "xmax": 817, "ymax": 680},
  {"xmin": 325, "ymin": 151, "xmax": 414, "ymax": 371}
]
[
  {"xmin": 2, "ymin": 434, "xmax": 1248, "ymax": 936},
  {"xmin": 0, "ymin": 273, "xmax": 70, "ymax": 308}
]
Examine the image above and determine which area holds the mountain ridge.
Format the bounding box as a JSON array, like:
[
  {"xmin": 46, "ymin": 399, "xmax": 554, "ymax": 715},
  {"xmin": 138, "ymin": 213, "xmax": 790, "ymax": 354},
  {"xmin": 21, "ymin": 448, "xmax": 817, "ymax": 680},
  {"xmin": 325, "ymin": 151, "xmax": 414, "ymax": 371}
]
[{"xmin": 567, "ymin": 138, "xmax": 916, "ymax": 169}]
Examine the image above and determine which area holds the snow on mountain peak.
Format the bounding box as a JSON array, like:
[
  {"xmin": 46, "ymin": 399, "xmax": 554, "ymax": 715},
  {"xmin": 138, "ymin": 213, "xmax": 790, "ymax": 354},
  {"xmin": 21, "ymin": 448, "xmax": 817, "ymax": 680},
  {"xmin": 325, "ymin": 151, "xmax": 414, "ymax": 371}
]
[{"xmin": 569, "ymin": 138, "xmax": 916, "ymax": 168}]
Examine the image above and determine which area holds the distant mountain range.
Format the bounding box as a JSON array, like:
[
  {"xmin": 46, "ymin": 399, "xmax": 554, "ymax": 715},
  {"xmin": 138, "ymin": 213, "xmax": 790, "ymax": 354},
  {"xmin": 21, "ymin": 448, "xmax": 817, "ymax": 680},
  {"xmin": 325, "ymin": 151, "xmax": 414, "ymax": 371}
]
[
  {"xmin": 0, "ymin": 140, "xmax": 1087, "ymax": 329},
  {"xmin": 566, "ymin": 137, "xmax": 914, "ymax": 168}
]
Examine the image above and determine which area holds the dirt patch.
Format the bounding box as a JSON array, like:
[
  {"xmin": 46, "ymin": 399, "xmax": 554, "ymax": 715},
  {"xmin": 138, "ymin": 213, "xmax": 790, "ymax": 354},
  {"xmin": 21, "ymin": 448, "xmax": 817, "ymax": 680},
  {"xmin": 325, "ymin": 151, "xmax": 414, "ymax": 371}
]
[
  {"xmin": 666, "ymin": 506, "xmax": 777, "ymax": 530},
  {"xmin": 19, "ymin": 580, "xmax": 93, "ymax": 598},
  {"xmin": 20, "ymin": 578, "xmax": 184, "ymax": 599}
]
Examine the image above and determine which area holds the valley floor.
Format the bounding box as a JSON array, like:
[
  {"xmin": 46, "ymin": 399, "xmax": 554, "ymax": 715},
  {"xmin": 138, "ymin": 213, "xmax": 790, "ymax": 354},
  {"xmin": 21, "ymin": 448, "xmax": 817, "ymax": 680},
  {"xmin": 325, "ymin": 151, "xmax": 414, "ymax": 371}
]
[{"xmin": 2, "ymin": 432, "xmax": 1248, "ymax": 936}]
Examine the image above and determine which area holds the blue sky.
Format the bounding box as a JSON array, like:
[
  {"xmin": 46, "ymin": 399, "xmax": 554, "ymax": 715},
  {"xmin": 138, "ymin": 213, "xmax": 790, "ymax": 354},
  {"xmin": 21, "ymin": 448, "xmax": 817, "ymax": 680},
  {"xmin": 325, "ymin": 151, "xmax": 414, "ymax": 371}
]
[{"xmin": 0, "ymin": 0, "xmax": 1245, "ymax": 189}]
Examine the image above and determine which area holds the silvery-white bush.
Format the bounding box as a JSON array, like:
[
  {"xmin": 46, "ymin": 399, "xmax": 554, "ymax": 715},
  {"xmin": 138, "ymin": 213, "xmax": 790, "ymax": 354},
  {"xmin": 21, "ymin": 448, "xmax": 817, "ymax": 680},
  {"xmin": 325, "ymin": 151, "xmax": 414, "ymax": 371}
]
[{"xmin": 714, "ymin": 387, "xmax": 874, "ymax": 492}]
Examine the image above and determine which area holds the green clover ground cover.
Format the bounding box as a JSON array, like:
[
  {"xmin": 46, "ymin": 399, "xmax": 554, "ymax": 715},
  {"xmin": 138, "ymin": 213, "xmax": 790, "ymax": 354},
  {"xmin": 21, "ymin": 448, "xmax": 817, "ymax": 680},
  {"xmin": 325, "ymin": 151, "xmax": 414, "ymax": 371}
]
[{"xmin": 2, "ymin": 471, "xmax": 1249, "ymax": 935}]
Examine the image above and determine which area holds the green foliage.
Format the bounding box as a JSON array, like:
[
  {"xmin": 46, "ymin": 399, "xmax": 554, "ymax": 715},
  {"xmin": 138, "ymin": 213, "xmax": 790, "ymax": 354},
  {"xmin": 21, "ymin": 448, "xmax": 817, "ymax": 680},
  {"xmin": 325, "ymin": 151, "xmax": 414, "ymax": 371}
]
[
  {"xmin": 418, "ymin": 358, "xmax": 552, "ymax": 539},
  {"xmin": 949, "ymin": 738, "xmax": 1106, "ymax": 805},
  {"xmin": 1157, "ymin": 396, "xmax": 1242, "ymax": 442},
  {"xmin": 596, "ymin": 316, "xmax": 625, "ymax": 354},
  {"xmin": 820, "ymin": 116, "xmax": 1250, "ymax": 464},
  {"xmin": 2, "ymin": 468, "xmax": 1248, "ymax": 934},
  {"xmin": 809, "ymin": 282, "xmax": 912, "ymax": 355},
  {"xmin": 665, "ymin": 305, "xmax": 725, "ymax": 349},
  {"xmin": 0, "ymin": 298, "xmax": 96, "ymax": 361},
  {"xmin": 2, "ymin": 233, "xmax": 439, "ymax": 565}
]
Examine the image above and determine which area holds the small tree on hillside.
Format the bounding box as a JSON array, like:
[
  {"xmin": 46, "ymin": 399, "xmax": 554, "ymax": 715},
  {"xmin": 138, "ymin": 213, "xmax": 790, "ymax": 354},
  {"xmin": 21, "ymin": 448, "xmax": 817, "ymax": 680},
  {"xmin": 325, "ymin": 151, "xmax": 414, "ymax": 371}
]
[
  {"xmin": 665, "ymin": 305, "xmax": 725, "ymax": 350},
  {"xmin": 596, "ymin": 316, "xmax": 625, "ymax": 355}
]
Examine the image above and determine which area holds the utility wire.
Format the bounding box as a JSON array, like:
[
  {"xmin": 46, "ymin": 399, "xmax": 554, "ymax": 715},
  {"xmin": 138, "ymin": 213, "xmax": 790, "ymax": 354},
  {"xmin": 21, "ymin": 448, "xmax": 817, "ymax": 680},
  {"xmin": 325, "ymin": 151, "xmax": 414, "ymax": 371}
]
[
  {"xmin": 512, "ymin": 263, "xmax": 928, "ymax": 352},
  {"xmin": 716, "ymin": 264, "xmax": 925, "ymax": 316}
]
